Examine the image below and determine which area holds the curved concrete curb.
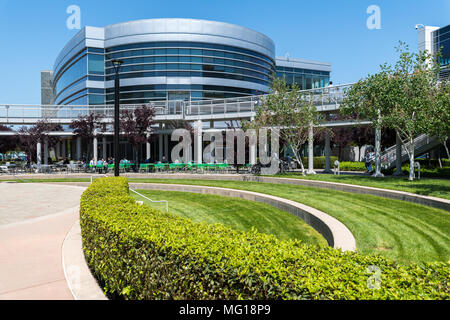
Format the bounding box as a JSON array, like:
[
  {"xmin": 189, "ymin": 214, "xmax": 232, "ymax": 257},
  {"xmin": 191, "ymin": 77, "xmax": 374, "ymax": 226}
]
[
  {"xmin": 5, "ymin": 173, "xmax": 449, "ymax": 211},
  {"xmin": 128, "ymin": 174, "xmax": 450, "ymax": 212},
  {"xmin": 62, "ymin": 218, "xmax": 108, "ymax": 300},
  {"xmin": 130, "ymin": 183, "xmax": 357, "ymax": 252}
]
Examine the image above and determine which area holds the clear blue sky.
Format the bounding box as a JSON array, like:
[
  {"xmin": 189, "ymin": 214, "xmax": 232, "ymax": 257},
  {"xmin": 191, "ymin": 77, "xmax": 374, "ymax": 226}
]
[{"xmin": 0, "ymin": 0, "xmax": 448, "ymax": 104}]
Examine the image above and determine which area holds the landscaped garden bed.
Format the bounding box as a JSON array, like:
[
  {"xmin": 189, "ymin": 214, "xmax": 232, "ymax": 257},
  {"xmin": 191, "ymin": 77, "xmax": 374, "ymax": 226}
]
[{"xmin": 80, "ymin": 177, "xmax": 449, "ymax": 300}]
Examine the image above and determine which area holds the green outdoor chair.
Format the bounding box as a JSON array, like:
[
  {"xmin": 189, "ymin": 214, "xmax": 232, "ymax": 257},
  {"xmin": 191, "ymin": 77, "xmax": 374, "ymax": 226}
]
[
  {"xmin": 155, "ymin": 163, "xmax": 167, "ymax": 173},
  {"xmin": 217, "ymin": 163, "xmax": 229, "ymax": 174},
  {"xmin": 139, "ymin": 163, "xmax": 150, "ymax": 173}
]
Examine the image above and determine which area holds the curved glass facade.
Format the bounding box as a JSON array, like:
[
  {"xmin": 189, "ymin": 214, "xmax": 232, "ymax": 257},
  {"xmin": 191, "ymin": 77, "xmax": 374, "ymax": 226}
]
[
  {"xmin": 53, "ymin": 48, "xmax": 106, "ymax": 105},
  {"xmin": 50, "ymin": 19, "xmax": 331, "ymax": 107},
  {"xmin": 103, "ymin": 41, "xmax": 274, "ymax": 104}
]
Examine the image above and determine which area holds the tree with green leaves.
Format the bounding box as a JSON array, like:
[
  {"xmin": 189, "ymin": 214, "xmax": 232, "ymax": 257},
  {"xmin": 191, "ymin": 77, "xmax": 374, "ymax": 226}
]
[
  {"xmin": 341, "ymin": 42, "xmax": 441, "ymax": 180},
  {"xmin": 426, "ymin": 80, "xmax": 450, "ymax": 159},
  {"xmin": 246, "ymin": 77, "xmax": 322, "ymax": 175},
  {"xmin": 340, "ymin": 69, "xmax": 391, "ymax": 177},
  {"xmin": 381, "ymin": 43, "xmax": 441, "ymax": 180}
]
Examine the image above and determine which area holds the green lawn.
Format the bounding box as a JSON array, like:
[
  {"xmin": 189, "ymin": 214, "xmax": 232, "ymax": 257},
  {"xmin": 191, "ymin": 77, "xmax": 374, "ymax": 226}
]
[
  {"xmin": 131, "ymin": 190, "xmax": 327, "ymax": 247},
  {"xmin": 6, "ymin": 176, "xmax": 450, "ymax": 264},
  {"xmin": 273, "ymin": 173, "xmax": 450, "ymax": 200},
  {"xmin": 128, "ymin": 178, "xmax": 450, "ymax": 265}
]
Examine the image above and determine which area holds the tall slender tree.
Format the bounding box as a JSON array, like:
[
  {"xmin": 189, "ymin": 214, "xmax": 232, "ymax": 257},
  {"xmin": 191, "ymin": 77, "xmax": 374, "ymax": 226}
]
[
  {"xmin": 426, "ymin": 80, "xmax": 450, "ymax": 159},
  {"xmin": 246, "ymin": 77, "xmax": 322, "ymax": 175},
  {"xmin": 341, "ymin": 42, "xmax": 441, "ymax": 180}
]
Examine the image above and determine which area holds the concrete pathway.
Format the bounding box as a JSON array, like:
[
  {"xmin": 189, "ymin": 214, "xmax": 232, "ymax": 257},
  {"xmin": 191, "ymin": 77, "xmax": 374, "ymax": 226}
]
[{"xmin": 0, "ymin": 183, "xmax": 85, "ymax": 300}]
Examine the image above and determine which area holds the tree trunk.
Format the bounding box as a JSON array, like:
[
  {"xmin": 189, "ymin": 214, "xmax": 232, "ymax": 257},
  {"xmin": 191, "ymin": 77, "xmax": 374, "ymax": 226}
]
[
  {"xmin": 292, "ymin": 147, "xmax": 305, "ymax": 176},
  {"xmin": 372, "ymin": 126, "xmax": 384, "ymax": 178},
  {"xmin": 134, "ymin": 145, "xmax": 139, "ymax": 171},
  {"xmin": 408, "ymin": 138, "xmax": 415, "ymax": 181},
  {"xmin": 444, "ymin": 141, "xmax": 450, "ymax": 159}
]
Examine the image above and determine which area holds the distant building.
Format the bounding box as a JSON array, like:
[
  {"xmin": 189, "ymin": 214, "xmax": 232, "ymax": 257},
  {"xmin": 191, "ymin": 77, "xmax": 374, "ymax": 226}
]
[
  {"xmin": 418, "ymin": 24, "xmax": 450, "ymax": 80},
  {"xmin": 40, "ymin": 70, "xmax": 55, "ymax": 117},
  {"xmin": 38, "ymin": 18, "xmax": 332, "ymax": 162}
]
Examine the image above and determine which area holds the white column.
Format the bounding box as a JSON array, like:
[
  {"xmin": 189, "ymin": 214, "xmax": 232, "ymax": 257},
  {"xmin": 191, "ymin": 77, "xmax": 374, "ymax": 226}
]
[
  {"xmin": 195, "ymin": 120, "xmax": 203, "ymax": 164},
  {"xmin": 102, "ymin": 136, "xmax": 107, "ymax": 160},
  {"xmin": 36, "ymin": 141, "xmax": 42, "ymax": 167},
  {"xmin": 394, "ymin": 131, "xmax": 403, "ymax": 176},
  {"xmin": 373, "ymin": 126, "xmax": 384, "ymax": 177},
  {"xmin": 249, "ymin": 117, "xmax": 256, "ymax": 165},
  {"xmin": 145, "ymin": 132, "xmax": 151, "ymax": 161},
  {"xmin": 249, "ymin": 145, "xmax": 256, "ymax": 165},
  {"xmin": 43, "ymin": 137, "xmax": 49, "ymax": 165},
  {"xmin": 76, "ymin": 137, "xmax": 82, "ymax": 161},
  {"xmin": 93, "ymin": 134, "xmax": 98, "ymax": 163},
  {"xmin": 307, "ymin": 124, "xmax": 316, "ymax": 174},
  {"xmin": 324, "ymin": 130, "xmax": 332, "ymax": 173}
]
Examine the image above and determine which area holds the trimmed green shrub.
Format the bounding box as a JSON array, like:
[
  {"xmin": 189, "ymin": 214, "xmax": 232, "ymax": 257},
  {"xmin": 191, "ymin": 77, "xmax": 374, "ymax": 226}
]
[
  {"xmin": 300, "ymin": 158, "xmax": 366, "ymax": 171},
  {"xmin": 382, "ymin": 163, "xmax": 450, "ymax": 178},
  {"xmin": 338, "ymin": 161, "xmax": 367, "ymax": 171},
  {"xmin": 302, "ymin": 156, "xmax": 338, "ymax": 169},
  {"xmin": 80, "ymin": 177, "xmax": 449, "ymax": 300}
]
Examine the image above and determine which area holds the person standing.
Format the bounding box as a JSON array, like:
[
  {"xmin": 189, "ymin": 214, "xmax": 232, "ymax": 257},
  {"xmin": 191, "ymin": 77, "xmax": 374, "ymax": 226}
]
[{"xmin": 364, "ymin": 149, "xmax": 372, "ymax": 173}]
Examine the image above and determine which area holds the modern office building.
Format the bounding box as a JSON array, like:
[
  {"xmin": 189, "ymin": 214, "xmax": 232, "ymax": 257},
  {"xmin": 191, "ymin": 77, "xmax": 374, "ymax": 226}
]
[
  {"xmin": 39, "ymin": 18, "xmax": 332, "ymax": 162},
  {"xmin": 276, "ymin": 57, "xmax": 331, "ymax": 90},
  {"xmin": 46, "ymin": 18, "xmax": 331, "ymax": 108},
  {"xmin": 418, "ymin": 24, "xmax": 450, "ymax": 80}
]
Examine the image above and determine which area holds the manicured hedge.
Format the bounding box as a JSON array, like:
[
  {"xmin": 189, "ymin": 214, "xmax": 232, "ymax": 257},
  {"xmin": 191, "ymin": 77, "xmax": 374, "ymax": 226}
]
[
  {"xmin": 301, "ymin": 158, "xmax": 367, "ymax": 171},
  {"xmin": 302, "ymin": 156, "xmax": 338, "ymax": 169},
  {"xmin": 338, "ymin": 161, "xmax": 367, "ymax": 171},
  {"xmin": 382, "ymin": 163, "xmax": 450, "ymax": 178},
  {"xmin": 80, "ymin": 177, "xmax": 449, "ymax": 300}
]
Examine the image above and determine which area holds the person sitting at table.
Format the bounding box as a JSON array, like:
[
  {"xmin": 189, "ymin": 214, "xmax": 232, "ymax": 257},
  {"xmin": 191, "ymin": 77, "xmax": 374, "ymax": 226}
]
[
  {"xmin": 102, "ymin": 158, "xmax": 108, "ymax": 170},
  {"xmin": 96, "ymin": 158, "xmax": 103, "ymax": 171}
]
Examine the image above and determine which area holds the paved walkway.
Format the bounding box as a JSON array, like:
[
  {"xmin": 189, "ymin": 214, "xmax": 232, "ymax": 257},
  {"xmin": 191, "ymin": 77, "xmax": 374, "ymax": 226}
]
[{"xmin": 0, "ymin": 183, "xmax": 85, "ymax": 300}]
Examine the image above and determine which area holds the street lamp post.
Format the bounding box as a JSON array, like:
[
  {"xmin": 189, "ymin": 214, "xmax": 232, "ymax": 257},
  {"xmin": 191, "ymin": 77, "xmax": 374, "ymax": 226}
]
[{"xmin": 111, "ymin": 58, "xmax": 124, "ymax": 177}]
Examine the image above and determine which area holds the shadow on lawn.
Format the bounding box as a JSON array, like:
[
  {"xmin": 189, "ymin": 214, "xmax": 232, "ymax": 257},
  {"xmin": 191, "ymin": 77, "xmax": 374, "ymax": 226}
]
[{"xmin": 405, "ymin": 184, "xmax": 450, "ymax": 197}]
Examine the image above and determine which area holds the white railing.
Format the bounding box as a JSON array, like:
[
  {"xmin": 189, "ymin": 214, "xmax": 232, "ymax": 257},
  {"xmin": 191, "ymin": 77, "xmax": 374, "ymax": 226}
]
[
  {"xmin": 129, "ymin": 188, "xmax": 169, "ymax": 213},
  {"xmin": 0, "ymin": 83, "xmax": 353, "ymax": 123},
  {"xmin": 380, "ymin": 134, "xmax": 439, "ymax": 169}
]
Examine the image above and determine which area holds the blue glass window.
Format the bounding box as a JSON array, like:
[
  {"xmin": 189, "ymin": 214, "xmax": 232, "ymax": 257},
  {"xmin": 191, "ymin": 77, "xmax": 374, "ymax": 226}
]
[{"xmin": 88, "ymin": 54, "xmax": 104, "ymax": 75}]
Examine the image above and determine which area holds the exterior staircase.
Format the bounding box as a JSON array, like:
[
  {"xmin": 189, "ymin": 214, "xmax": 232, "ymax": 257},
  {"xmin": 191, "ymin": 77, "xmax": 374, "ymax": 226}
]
[{"xmin": 381, "ymin": 134, "xmax": 441, "ymax": 170}]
